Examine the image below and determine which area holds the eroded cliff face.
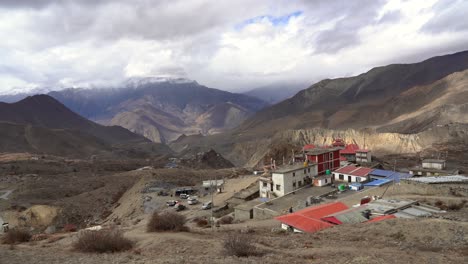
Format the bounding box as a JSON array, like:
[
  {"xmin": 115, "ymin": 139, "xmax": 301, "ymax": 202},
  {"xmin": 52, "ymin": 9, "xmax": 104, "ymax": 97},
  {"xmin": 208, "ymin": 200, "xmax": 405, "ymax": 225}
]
[{"xmin": 228, "ymin": 124, "xmax": 468, "ymax": 168}]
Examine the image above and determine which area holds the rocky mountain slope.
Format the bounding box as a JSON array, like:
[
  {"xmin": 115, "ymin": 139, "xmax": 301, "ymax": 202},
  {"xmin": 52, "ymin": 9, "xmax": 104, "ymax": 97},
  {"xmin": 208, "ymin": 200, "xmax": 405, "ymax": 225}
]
[
  {"xmin": 171, "ymin": 50, "xmax": 468, "ymax": 167},
  {"xmin": 0, "ymin": 95, "xmax": 171, "ymax": 158},
  {"xmin": 48, "ymin": 77, "xmax": 269, "ymax": 143},
  {"xmin": 239, "ymin": 50, "xmax": 468, "ymax": 136}
]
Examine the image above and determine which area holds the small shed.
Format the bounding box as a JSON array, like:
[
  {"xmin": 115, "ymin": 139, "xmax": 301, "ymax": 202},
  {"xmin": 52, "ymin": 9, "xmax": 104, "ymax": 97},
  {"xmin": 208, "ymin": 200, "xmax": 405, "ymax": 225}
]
[
  {"xmin": 349, "ymin": 183, "xmax": 363, "ymax": 191},
  {"xmin": 313, "ymin": 175, "xmax": 333, "ymax": 187}
]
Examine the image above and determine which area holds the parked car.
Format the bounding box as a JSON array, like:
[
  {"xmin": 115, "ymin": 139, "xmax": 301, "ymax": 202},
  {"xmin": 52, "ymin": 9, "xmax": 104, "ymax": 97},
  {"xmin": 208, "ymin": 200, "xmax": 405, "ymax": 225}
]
[
  {"xmin": 201, "ymin": 201, "xmax": 212, "ymax": 210},
  {"xmin": 180, "ymin": 193, "xmax": 190, "ymax": 199},
  {"xmin": 166, "ymin": 200, "xmax": 177, "ymax": 206},
  {"xmin": 157, "ymin": 190, "xmax": 169, "ymax": 196},
  {"xmin": 174, "ymin": 203, "xmax": 186, "ymax": 211},
  {"xmin": 187, "ymin": 196, "xmax": 198, "ymax": 205}
]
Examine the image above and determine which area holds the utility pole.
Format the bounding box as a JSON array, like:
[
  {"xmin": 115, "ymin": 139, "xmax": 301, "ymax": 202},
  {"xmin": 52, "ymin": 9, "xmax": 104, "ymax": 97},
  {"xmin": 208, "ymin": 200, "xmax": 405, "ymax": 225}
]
[{"xmin": 210, "ymin": 179, "xmax": 214, "ymax": 231}]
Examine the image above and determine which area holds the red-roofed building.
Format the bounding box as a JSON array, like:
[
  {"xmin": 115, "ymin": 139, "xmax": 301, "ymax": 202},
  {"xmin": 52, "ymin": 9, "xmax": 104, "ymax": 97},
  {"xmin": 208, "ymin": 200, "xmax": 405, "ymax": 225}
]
[
  {"xmin": 340, "ymin": 144, "xmax": 360, "ymax": 162},
  {"xmin": 275, "ymin": 202, "xmax": 348, "ymax": 233},
  {"xmin": 299, "ymin": 201, "xmax": 349, "ymax": 219},
  {"xmin": 276, "ymin": 214, "xmax": 334, "ymax": 233},
  {"xmin": 302, "ymin": 144, "xmax": 316, "ymax": 151},
  {"xmin": 304, "ymin": 147, "xmax": 340, "ymax": 175},
  {"xmin": 332, "ymin": 138, "xmax": 345, "ymax": 147},
  {"xmin": 333, "ymin": 165, "xmax": 372, "ymax": 183}
]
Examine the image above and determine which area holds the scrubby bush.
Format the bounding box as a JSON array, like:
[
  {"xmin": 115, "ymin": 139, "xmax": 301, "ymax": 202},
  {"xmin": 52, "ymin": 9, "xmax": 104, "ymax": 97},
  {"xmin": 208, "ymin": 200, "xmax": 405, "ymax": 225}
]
[
  {"xmin": 73, "ymin": 230, "xmax": 133, "ymax": 253},
  {"xmin": 147, "ymin": 212, "xmax": 188, "ymax": 232},
  {"xmin": 223, "ymin": 233, "xmax": 258, "ymax": 257},
  {"xmin": 447, "ymin": 200, "xmax": 467, "ymax": 211},
  {"xmin": 434, "ymin": 200, "xmax": 466, "ymax": 211},
  {"xmin": 220, "ymin": 215, "xmax": 234, "ymax": 225},
  {"xmin": 193, "ymin": 217, "xmax": 209, "ymax": 228},
  {"xmin": 1, "ymin": 229, "xmax": 32, "ymax": 244},
  {"xmin": 63, "ymin": 224, "xmax": 78, "ymax": 232}
]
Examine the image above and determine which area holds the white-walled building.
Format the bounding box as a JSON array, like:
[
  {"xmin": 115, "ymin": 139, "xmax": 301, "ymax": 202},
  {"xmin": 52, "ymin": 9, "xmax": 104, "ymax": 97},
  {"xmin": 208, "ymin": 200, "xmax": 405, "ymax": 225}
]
[
  {"xmin": 313, "ymin": 174, "xmax": 333, "ymax": 187},
  {"xmin": 356, "ymin": 149, "xmax": 372, "ymax": 163},
  {"xmin": 259, "ymin": 163, "xmax": 318, "ymax": 198},
  {"xmin": 422, "ymin": 159, "xmax": 446, "ymax": 170},
  {"xmin": 333, "ymin": 165, "xmax": 372, "ymax": 183}
]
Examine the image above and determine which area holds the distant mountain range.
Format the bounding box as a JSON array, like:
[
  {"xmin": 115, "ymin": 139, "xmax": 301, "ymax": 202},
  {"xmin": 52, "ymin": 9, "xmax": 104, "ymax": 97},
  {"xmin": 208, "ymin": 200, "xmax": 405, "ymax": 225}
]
[
  {"xmin": 45, "ymin": 77, "xmax": 268, "ymax": 143},
  {"xmin": 243, "ymin": 82, "xmax": 308, "ymax": 104},
  {"xmin": 0, "ymin": 95, "xmax": 171, "ymax": 158},
  {"xmin": 170, "ymin": 50, "xmax": 468, "ymax": 167}
]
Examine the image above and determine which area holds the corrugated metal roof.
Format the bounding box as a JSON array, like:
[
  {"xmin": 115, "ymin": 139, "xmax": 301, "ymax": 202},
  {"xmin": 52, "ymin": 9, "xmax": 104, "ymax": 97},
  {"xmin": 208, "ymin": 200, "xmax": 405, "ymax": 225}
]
[
  {"xmin": 405, "ymin": 175, "xmax": 468, "ymax": 184},
  {"xmin": 334, "ymin": 165, "xmax": 359, "ymax": 174},
  {"xmin": 321, "ymin": 216, "xmax": 343, "ymax": 225},
  {"xmin": 370, "ymin": 169, "xmax": 397, "ymax": 178},
  {"xmin": 305, "ymin": 147, "xmax": 340, "ymax": 155},
  {"xmin": 275, "ymin": 202, "xmax": 349, "ymax": 233},
  {"xmin": 364, "ymin": 179, "xmax": 392, "ymax": 186},
  {"xmin": 366, "ymin": 214, "xmax": 396, "ymax": 223},
  {"xmin": 276, "ymin": 214, "xmax": 334, "ymax": 233},
  {"xmin": 335, "ymin": 165, "xmax": 372, "ymax": 177},
  {"xmin": 353, "ymin": 167, "xmax": 373, "ymax": 177},
  {"xmin": 303, "ymin": 144, "xmax": 316, "ymax": 150},
  {"xmin": 335, "ymin": 211, "xmax": 368, "ymax": 224},
  {"xmin": 340, "ymin": 144, "xmax": 360, "ymax": 154},
  {"xmin": 299, "ymin": 202, "xmax": 349, "ymax": 219}
]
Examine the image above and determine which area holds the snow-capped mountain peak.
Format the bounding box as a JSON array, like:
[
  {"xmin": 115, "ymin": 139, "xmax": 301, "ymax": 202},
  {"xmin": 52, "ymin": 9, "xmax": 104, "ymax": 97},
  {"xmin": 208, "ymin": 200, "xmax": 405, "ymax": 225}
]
[{"xmin": 124, "ymin": 76, "xmax": 197, "ymax": 88}]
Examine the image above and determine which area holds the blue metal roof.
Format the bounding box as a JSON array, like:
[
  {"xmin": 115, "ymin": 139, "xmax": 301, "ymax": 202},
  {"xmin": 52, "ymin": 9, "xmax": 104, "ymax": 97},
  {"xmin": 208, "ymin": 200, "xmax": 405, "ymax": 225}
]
[
  {"xmin": 369, "ymin": 169, "xmax": 397, "ymax": 178},
  {"xmin": 364, "ymin": 179, "xmax": 392, "ymax": 186},
  {"xmin": 386, "ymin": 173, "xmax": 413, "ymax": 183}
]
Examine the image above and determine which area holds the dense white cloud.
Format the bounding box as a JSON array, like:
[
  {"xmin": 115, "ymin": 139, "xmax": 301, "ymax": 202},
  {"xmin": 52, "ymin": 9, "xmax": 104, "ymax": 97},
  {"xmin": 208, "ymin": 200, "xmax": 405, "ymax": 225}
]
[{"xmin": 0, "ymin": 0, "xmax": 467, "ymax": 94}]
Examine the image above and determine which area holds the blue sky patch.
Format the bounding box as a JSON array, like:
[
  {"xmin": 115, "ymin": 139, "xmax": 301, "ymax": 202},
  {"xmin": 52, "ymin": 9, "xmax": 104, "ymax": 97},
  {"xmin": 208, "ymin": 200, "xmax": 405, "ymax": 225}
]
[{"xmin": 235, "ymin": 10, "xmax": 303, "ymax": 30}]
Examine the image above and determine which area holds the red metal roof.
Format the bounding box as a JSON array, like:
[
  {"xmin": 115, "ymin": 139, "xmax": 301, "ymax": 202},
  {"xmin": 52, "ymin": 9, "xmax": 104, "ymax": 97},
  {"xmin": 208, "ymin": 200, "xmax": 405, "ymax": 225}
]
[
  {"xmin": 340, "ymin": 144, "xmax": 360, "ymax": 154},
  {"xmin": 334, "ymin": 165, "xmax": 372, "ymax": 177},
  {"xmin": 366, "ymin": 214, "xmax": 396, "ymax": 223},
  {"xmin": 334, "ymin": 165, "xmax": 359, "ymax": 174},
  {"xmin": 276, "ymin": 214, "xmax": 334, "ymax": 233},
  {"xmin": 275, "ymin": 202, "xmax": 349, "ymax": 233},
  {"xmin": 332, "ymin": 138, "xmax": 345, "ymax": 147},
  {"xmin": 299, "ymin": 201, "xmax": 349, "ymax": 219},
  {"xmin": 352, "ymin": 167, "xmax": 373, "ymax": 177},
  {"xmin": 303, "ymin": 144, "xmax": 316, "ymax": 150},
  {"xmin": 321, "ymin": 216, "xmax": 343, "ymax": 225}
]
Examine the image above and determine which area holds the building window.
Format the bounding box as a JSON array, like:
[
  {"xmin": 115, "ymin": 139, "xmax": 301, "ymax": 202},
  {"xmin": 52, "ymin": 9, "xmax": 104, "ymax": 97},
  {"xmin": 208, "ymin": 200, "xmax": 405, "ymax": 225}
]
[
  {"xmin": 262, "ymin": 182, "xmax": 267, "ymax": 187},
  {"xmin": 298, "ymin": 181, "xmax": 302, "ymax": 187},
  {"xmin": 293, "ymin": 182, "xmax": 296, "ymax": 188},
  {"xmin": 276, "ymin": 184, "xmax": 281, "ymax": 191},
  {"xmin": 325, "ymin": 178, "xmax": 328, "ymax": 183},
  {"xmin": 293, "ymin": 172, "xmax": 295, "ymax": 177},
  {"xmin": 304, "ymin": 169, "xmax": 306, "ymax": 174},
  {"xmin": 356, "ymin": 177, "xmax": 361, "ymax": 182},
  {"xmin": 339, "ymin": 174, "xmax": 344, "ymax": 180},
  {"xmin": 308, "ymin": 168, "xmax": 310, "ymax": 173},
  {"xmin": 329, "ymin": 152, "xmax": 333, "ymax": 159}
]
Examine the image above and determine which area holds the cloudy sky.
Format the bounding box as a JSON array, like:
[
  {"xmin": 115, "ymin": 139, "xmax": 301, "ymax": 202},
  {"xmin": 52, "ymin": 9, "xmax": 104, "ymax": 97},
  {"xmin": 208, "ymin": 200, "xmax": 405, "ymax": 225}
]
[{"xmin": 0, "ymin": 0, "xmax": 467, "ymax": 94}]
